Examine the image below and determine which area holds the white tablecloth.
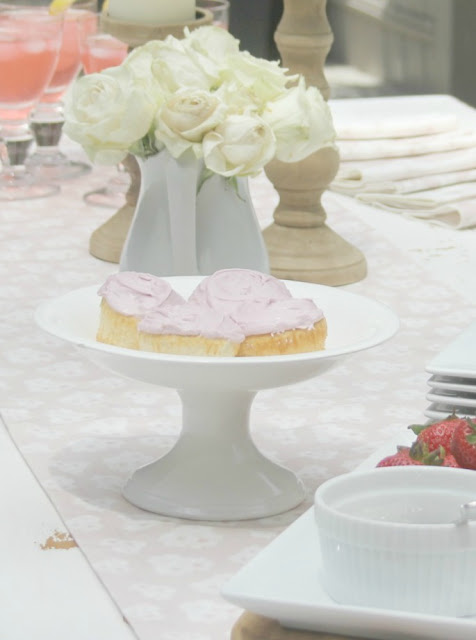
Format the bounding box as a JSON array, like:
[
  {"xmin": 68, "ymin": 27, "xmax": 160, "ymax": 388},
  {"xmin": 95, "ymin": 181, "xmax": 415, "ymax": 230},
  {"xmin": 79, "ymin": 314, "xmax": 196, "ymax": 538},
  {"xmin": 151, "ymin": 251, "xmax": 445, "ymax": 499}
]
[{"xmin": 1, "ymin": 96, "xmax": 475, "ymax": 640}]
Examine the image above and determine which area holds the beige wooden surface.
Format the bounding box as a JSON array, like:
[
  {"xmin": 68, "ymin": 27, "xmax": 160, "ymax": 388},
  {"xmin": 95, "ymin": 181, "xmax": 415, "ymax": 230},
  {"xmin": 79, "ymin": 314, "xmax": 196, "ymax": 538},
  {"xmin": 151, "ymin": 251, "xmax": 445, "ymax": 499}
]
[{"xmin": 231, "ymin": 612, "xmax": 365, "ymax": 640}]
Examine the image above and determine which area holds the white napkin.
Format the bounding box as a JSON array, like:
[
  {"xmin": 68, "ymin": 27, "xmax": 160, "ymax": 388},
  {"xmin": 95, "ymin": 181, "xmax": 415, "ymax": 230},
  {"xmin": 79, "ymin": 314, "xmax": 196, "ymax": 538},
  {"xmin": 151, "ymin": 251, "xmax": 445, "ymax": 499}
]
[
  {"xmin": 388, "ymin": 168, "xmax": 476, "ymax": 195},
  {"xmin": 329, "ymin": 102, "xmax": 476, "ymax": 229},
  {"xmin": 334, "ymin": 112, "xmax": 460, "ymax": 140},
  {"xmin": 332, "ymin": 148, "xmax": 476, "ymax": 195},
  {"xmin": 338, "ymin": 129, "xmax": 476, "ymax": 162},
  {"xmin": 357, "ymin": 183, "xmax": 476, "ymax": 229}
]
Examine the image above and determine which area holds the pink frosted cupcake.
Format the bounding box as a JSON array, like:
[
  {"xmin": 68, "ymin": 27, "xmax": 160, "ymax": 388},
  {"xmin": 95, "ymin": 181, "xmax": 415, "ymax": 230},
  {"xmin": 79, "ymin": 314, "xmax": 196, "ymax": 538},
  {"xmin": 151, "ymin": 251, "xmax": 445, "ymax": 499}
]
[
  {"xmin": 188, "ymin": 269, "xmax": 327, "ymax": 356},
  {"xmin": 189, "ymin": 268, "xmax": 292, "ymax": 312},
  {"xmin": 97, "ymin": 272, "xmax": 185, "ymax": 349},
  {"xmin": 138, "ymin": 302, "xmax": 245, "ymax": 356},
  {"xmin": 97, "ymin": 269, "xmax": 327, "ymax": 356},
  {"xmin": 231, "ymin": 297, "xmax": 327, "ymax": 356}
]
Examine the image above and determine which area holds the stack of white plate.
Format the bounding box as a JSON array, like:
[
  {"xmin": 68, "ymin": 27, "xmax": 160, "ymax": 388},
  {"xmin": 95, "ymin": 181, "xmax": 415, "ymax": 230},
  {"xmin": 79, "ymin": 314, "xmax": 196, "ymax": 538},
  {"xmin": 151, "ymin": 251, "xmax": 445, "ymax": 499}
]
[{"xmin": 425, "ymin": 321, "xmax": 476, "ymax": 421}]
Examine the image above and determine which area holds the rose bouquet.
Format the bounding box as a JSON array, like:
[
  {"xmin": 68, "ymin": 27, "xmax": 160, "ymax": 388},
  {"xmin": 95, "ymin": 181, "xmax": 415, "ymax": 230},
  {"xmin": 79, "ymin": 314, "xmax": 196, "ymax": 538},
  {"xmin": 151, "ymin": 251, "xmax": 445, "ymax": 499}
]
[{"xmin": 64, "ymin": 25, "xmax": 336, "ymax": 178}]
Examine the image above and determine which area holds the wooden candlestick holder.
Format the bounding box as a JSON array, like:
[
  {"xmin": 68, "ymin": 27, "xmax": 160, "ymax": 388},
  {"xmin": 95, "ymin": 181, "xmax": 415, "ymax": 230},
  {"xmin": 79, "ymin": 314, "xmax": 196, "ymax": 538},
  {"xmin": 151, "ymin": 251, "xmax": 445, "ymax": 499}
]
[
  {"xmin": 262, "ymin": 0, "xmax": 367, "ymax": 285},
  {"xmin": 88, "ymin": 8, "xmax": 213, "ymax": 264}
]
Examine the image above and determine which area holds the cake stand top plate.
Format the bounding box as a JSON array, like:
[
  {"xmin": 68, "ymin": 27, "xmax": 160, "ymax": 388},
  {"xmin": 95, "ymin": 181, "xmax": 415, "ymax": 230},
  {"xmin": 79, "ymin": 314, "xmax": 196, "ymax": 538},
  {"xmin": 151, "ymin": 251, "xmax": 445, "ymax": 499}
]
[{"xmin": 35, "ymin": 277, "xmax": 399, "ymax": 391}]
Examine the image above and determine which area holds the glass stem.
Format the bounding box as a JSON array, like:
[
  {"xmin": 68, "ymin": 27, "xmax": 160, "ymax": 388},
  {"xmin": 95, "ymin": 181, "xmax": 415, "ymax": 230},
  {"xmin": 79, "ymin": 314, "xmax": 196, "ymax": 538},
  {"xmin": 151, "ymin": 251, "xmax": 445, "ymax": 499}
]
[
  {"xmin": 0, "ymin": 122, "xmax": 34, "ymax": 180},
  {"xmin": 29, "ymin": 121, "xmax": 64, "ymax": 148},
  {"xmin": 29, "ymin": 101, "xmax": 64, "ymax": 149}
]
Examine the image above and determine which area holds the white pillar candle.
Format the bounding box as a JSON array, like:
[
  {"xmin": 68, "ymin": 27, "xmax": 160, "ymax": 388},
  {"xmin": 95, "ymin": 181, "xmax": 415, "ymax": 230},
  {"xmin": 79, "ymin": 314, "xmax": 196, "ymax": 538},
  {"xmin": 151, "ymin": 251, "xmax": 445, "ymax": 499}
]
[{"xmin": 108, "ymin": 0, "xmax": 196, "ymax": 24}]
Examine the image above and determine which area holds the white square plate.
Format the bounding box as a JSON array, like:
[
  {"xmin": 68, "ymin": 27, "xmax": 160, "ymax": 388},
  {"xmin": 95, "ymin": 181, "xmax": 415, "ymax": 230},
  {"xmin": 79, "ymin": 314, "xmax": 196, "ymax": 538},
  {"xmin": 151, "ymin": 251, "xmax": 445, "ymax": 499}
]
[
  {"xmin": 426, "ymin": 391, "xmax": 476, "ymax": 409},
  {"xmin": 424, "ymin": 403, "xmax": 476, "ymax": 421},
  {"xmin": 426, "ymin": 321, "xmax": 476, "ymax": 380},
  {"xmin": 221, "ymin": 433, "xmax": 476, "ymax": 640},
  {"xmin": 221, "ymin": 508, "xmax": 476, "ymax": 640},
  {"xmin": 427, "ymin": 375, "xmax": 476, "ymax": 394}
]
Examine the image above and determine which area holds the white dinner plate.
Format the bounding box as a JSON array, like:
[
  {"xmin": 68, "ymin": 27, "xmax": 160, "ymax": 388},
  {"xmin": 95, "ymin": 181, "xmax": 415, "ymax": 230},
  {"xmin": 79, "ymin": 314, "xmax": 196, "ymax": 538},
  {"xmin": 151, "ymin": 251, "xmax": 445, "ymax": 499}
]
[
  {"xmin": 427, "ymin": 375, "xmax": 476, "ymax": 394},
  {"xmin": 221, "ymin": 508, "xmax": 476, "ymax": 640},
  {"xmin": 426, "ymin": 321, "xmax": 476, "ymax": 380}
]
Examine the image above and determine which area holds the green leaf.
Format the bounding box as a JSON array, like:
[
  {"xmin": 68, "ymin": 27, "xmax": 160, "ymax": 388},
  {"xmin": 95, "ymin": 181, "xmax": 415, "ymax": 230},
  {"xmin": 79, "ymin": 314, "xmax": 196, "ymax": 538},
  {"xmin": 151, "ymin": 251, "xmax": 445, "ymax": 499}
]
[
  {"xmin": 465, "ymin": 419, "xmax": 476, "ymax": 444},
  {"xmin": 408, "ymin": 424, "xmax": 426, "ymax": 435},
  {"xmin": 130, "ymin": 133, "xmax": 159, "ymax": 159}
]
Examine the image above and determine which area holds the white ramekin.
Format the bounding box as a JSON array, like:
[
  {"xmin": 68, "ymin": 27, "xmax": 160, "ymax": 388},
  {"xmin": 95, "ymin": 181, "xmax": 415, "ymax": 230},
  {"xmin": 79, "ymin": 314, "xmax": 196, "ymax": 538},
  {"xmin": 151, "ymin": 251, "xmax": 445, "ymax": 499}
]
[{"xmin": 314, "ymin": 466, "xmax": 476, "ymax": 616}]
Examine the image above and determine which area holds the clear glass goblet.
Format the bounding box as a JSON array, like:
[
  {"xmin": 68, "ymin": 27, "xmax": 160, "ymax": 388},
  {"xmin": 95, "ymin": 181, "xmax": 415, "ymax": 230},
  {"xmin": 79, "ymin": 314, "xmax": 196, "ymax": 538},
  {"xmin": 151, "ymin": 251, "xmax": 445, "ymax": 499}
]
[
  {"xmin": 196, "ymin": 0, "xmax": 229, "ymax": 29},
  {"xmin": 79, "ymin": 9, "xmax": 130, "ymax": 208},
  {"xmin": 26, "ymin": 0, "xmax": 97, "ymax": 181},
  {"xmin": 0, "ymin": 3, "xmax": 63, "ymax": 200}
]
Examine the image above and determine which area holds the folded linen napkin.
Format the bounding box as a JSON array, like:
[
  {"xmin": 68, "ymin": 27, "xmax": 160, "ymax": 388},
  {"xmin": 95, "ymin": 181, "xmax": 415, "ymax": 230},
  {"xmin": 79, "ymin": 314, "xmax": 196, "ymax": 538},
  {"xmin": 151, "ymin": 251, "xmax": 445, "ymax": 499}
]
[
  {"xmin": 334, "ymin": 112, "xmax": 459, "ymax": 140},
  {"xmin": 329, "ymin": 99, "xmax": 476, "ymax": 229},
  {"xmin": 338, "ymin": 129, "xmax": 476, "ymax": 162},
  {"xmin": 356, "ymin": 183, "xmax": 476, "ymax": 229},
  {"xmin": 388, "ymin": 168, "xmax": 476, "ymax": 195},
  {"xmin": 331, "ymin": 148, "xmax": 476, "ymax": 195}
]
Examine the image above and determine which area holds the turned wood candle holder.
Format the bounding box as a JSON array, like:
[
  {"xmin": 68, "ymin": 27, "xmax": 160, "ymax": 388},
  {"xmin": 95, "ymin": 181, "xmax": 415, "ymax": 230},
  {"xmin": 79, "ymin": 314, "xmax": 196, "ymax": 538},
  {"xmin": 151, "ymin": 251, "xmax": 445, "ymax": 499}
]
[
  {"xmin": 263, "ymin": 0, "xmax": 367, "ymax": 285},
  {"xmin": 88, "ymin": 8, "xmax": 213, "ymax": 264}
]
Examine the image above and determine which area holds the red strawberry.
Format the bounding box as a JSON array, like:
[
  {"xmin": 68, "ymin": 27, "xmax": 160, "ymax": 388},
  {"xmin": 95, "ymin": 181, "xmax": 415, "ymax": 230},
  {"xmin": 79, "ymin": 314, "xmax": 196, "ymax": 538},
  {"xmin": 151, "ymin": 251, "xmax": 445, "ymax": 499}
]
[
  {"xmin": 376, "ymin": 446, "xmax": 423, "ymax": 467},
  {"xmin": 441, "ymin": 452, "xmax": 462, "ymax": 468},
  {"xmin": 409, "ymin": 415, "xmax": 466, "ymax": 452},
  {"xmin": 376, "ymin": 442, "xmax": 447, "ymax": 468},
  {"xmin": 450, "ymin": 418, "xmax": 476, "ymax": 470}
]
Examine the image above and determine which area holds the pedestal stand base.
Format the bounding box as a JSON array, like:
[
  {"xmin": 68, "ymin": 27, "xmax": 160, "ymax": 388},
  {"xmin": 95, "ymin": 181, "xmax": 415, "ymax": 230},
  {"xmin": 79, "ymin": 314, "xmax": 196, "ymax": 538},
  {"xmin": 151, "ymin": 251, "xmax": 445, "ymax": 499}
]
[
  {"xmin": 231, "ymin": 612, "xmax": 363, "ymax": 640},
  {"xmin": 122, "ymin": 389, "xmax": 305, "ymax": 521},
  {"xmin": 262, "ymin": 222, "xmax": 367, "ymax": 286},
  {"xmin": 123, "ymin": 451, "xmax": 305, "ymax": 521}
]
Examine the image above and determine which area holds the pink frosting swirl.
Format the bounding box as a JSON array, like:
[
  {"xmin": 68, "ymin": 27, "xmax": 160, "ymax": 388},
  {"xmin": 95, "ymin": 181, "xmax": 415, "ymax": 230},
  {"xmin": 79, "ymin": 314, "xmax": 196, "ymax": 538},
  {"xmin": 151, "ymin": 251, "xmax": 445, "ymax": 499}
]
[
  {"xmin": 99, "ymin": 270, "xmax": 325, "ymax": 345},
  {"xmin": 139, "ymin": 303, "xmax": 246, "ymax": 343},
  {"xmin": 232, "ymin": 298, "xmax": 324, "ymax": 336},
  {"xmin": 189, "ymin": 268, "xmax": 292, "ymax": 312},
  {"xmin": 98, "ymin": 272, "xmax": 185, "ymax": 316}
]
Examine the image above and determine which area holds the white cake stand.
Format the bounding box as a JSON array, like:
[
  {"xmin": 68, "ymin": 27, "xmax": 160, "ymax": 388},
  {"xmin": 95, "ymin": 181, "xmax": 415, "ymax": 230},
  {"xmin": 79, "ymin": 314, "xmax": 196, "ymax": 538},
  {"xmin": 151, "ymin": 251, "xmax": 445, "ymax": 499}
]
[{"xmin": 35, "ymin": 277, "xmax": 399, "ymax": 521}]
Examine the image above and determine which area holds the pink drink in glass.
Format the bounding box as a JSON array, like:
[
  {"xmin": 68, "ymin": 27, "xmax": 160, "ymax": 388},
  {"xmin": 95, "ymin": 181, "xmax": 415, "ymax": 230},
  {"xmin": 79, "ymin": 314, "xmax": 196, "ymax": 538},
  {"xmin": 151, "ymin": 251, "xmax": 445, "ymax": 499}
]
[
  {"xmin": 0, "ymin": 11, "xmax": 61, "ymax": 122},
  {"xmin": 79, "ymin": 11, "xmax": 128, "ymax": 76},
  {"xmin": 81, "ymin": 33, "xmax": 127, "ymax": 73},
  {"xmin": 0, "ymin": 7, "xmax": 62, "ymax": 200},
  {"xmin": 42, "ymin": 8, "xmax": 96, "ymax": 103},
  {"xmin": 79, "ymin": 12, "xmax": 129, "ymax": 207}
]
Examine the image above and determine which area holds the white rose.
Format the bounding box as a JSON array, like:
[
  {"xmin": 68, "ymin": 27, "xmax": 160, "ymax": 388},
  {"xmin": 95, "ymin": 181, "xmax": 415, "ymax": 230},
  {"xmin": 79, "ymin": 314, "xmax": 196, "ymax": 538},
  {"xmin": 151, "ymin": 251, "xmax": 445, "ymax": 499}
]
[
  {"xmin": 222, "ymin": 51, "xmax": 295, "ymax": 107},
  {"xmin": 124, "ymin": 37, "xmax": 215, "ymax": 94},
  {"xmin": 155, "ymin": 89, "xmax": 228, "ymax": 158},
  {"xmin": 64, "ymin": 66, "xmax": 156, "ymax": 164},
  {"xmin": 152, "ymin": 49, "xmax": 212, "ymax": 93},
  {"xmin": 202, "ymin": 113, "xmax": 276, "ymax": 177},
  {"xmin": 121, "ymin": 42, "xmax": 169, "ymax": 104},
  {"xmin": 262, "ymin": 78, "xmax": 337, "ymax": 162},
  {"xmin": 214, "ymin": 81, "xmax": 261, "ymax": 115},
  {"xmin": 182, "ymin": 26, "xmax": 240, "ymax": 65}
]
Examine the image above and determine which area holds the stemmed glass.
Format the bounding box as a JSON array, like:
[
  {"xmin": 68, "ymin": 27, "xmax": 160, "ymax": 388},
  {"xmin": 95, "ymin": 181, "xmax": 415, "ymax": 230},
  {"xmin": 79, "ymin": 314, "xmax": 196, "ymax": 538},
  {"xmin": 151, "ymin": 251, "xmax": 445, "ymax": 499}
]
[
  {"xmin": 80, "ymin": 12, "xmax": 128, "ymax": 73},
  {"xmin": 79, "ymin": 10, "xmax": 129, "ymax": 208},
  {"xmin": 0, "ymin": 3, "xmax": 63, "ymax": 200},
  {"xmin": 26, "ymin": 0, "xmax": 97, "ymax": 181},
  {"xmin": 196, "ymin": 0, "xmax": 229, "ymax": 28}
]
